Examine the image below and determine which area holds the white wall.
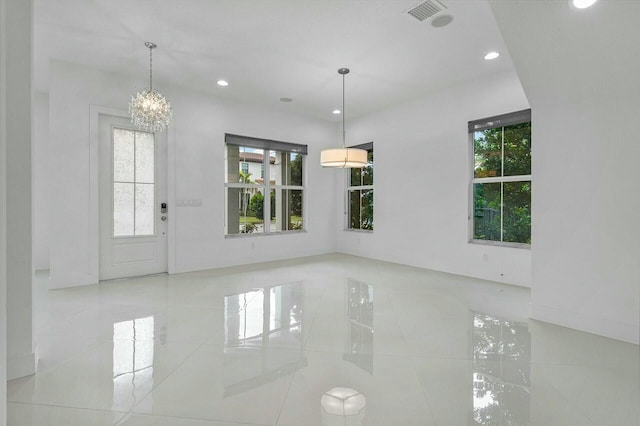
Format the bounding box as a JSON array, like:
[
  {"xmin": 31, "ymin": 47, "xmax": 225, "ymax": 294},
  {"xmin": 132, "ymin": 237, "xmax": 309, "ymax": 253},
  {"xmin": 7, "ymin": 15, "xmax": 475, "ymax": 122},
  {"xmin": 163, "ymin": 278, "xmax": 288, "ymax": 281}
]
[
  {"xmin": 4, "ymin": 0, "xmax": 35, "ymax": 383},
  {"xmin": 336, "ymin": 70, "xmax": 532, "ymax": 287},
  {"xmin": 48, "ymin": 59, "xmax": 337, "ymax": 288},
  {"xmin": 33, "ymin": 91, "xmax": 48, "ymax": 270},
  {"xmin": 0, "ymin": 0, "xmax": 8, "ymax": 420},
  {"xmin": 490, "ymin": 0, "xmax": 640, "ymax": 344}
]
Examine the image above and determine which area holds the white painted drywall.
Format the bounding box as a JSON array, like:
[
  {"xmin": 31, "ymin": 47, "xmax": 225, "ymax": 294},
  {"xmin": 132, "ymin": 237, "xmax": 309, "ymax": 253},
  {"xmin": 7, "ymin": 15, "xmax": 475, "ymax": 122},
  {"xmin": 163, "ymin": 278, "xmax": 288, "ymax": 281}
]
[
  {"xmin": 4, "ymin": 0, "xmax": 36, "ymax": 381},
  {"xmin": 33, "ymin": 91, "xmax": 49, "ymax": 270},
  {"xmin": 0, "ymin": 0, "xmax": 7, "ymax": 420},
  {"xmin": 48, "ymin": 60, "xmax": 337, "ymax": 288},
  {"xmin": 490, "ymin": 0, "xmax": 640, "ymax": 344},
  {"xmin": 335, "ymin": 70, "xmax": 532, "ymax": 287}
]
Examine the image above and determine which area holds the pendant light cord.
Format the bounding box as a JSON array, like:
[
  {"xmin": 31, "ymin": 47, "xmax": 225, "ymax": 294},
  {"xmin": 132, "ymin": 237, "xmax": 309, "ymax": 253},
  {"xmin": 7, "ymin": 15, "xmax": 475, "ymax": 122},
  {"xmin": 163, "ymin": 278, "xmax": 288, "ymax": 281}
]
[
  {"xmin": 342, "ymin": 72, "xmax": 346, "ymax": 148},
  {"xmin": 149, "ymin": 45, "xmax": 153, "ymax": 91}
]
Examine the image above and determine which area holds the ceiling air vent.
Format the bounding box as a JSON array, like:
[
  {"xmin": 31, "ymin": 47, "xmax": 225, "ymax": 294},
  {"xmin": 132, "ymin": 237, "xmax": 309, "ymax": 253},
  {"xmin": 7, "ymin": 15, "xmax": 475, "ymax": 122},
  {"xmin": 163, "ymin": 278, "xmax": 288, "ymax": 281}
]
[{"xmin": 406, "ymin": 0, "xmax": 447, "ymax": 22}]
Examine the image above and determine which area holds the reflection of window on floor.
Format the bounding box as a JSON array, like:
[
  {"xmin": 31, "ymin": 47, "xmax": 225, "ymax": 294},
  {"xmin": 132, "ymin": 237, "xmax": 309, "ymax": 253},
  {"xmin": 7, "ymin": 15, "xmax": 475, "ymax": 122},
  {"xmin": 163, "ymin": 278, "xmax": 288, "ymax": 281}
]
[
  {"xmin": 472, "ymin": 313, "xmax": 530, "ymax": 425},
  {"xmin": 224, "ymin": 283, "xmax": 304, "ymax": 348},
  {"xmin": 344, "ymin": 279, "xmax": 374, "ymax": 374},
  {"xmin": 113, "ymin": 316, "xmax": 155, "ymax": 404},
  {"xmin": 222, "ymin": 283, "xmax": 306, "ymax": 397}
]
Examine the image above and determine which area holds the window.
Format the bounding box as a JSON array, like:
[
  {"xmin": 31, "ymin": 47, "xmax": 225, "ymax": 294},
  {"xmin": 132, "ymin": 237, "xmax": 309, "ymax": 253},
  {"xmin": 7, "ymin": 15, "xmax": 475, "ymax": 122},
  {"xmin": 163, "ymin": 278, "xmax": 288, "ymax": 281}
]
[
  {"xmin": 112, "ymin": 128, "xmax": 155, "ymax": 237},
  {"xmin": 470, "ymin": 110, "xmax": 531, "ymax": 245},
  {"xmin": 225, "ymin": 134, "xmax": 307, "ymax": 235},
  {"xmin": 347, "ymin": 142, "xmax": 373, "ymax": 230},
  {"xmin": 241, "ymin": 162, "xmax": 249, "ymax": 175}
]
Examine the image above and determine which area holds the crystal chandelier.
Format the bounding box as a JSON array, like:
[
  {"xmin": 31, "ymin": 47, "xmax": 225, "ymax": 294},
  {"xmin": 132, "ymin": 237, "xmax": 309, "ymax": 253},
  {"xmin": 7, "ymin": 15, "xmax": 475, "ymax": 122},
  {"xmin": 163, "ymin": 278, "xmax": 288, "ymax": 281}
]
[
  {"xmin": 320, "ymin": 68, "xmax": 368, "ymax": 168},
  {"xmin": 129, "ymin": 42, "xmax": 172, "ymax": 133}
]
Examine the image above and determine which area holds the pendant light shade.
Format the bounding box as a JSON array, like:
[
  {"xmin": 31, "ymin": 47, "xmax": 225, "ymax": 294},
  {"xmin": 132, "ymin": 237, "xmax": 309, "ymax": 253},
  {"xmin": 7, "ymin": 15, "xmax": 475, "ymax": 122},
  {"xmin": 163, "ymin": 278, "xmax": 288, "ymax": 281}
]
[
  {"xmin": 320, "ymin": 148, "xmax": 368, "ymax": 168},
  {"xmin": 129, "ymin": 42, "xmax": 172, "ymax": 133},
  {"xmin": 321, "ymin": 68, "xmax": 368, "ymax": 168}
]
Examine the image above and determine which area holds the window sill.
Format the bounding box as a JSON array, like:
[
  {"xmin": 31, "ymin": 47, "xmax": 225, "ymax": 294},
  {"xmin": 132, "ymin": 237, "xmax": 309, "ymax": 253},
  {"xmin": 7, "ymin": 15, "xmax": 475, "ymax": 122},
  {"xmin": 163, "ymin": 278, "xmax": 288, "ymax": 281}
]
[
  {"xmin": 343, "ymin": 228, "xmax": 373, "ymax": 234},
  {"xmin": 225, "ymin": 230, "xmax": 307, "ymax": 239},
  {"xmin": 469, "ymin": 239, "xmax": 530, "ymax": 250}
]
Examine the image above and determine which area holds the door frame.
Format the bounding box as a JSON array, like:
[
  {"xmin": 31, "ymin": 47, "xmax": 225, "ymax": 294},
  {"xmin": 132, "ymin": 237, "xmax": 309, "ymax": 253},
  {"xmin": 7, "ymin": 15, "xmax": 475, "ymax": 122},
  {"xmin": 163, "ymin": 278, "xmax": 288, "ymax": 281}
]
[{"xmin": 89, "ymin": 105, "xmax": 175, "ymax": 284}]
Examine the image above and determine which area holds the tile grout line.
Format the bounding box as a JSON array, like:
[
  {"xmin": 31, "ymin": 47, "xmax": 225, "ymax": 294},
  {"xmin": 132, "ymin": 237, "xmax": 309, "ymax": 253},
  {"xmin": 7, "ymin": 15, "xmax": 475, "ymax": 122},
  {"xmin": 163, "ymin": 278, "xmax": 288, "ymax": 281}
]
[{"xmin": 273, "ymin": 364, "xmax": 299, "ymax": 426}]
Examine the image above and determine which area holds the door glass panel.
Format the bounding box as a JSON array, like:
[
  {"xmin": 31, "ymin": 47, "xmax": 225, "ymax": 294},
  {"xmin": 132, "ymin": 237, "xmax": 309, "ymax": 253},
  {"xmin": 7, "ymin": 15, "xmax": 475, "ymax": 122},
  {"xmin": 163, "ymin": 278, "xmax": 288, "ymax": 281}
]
[
  {"xmin": 113, "ymin": 127, "xmax": 155, "ymax": 236},
  {"xmin": 135, "ymin": 183, "xmax": 155, "ymax": 235},
  {"xmin": 135, "ymin": 132, "xmax": 155, "ymax": 183},
  {"xmin": 114, "ymin": 129, "xmax": 134, "ymax": 182},
  {"xmin": 114, "ymin": 182, "xmax": 134, "ymax": 236}
]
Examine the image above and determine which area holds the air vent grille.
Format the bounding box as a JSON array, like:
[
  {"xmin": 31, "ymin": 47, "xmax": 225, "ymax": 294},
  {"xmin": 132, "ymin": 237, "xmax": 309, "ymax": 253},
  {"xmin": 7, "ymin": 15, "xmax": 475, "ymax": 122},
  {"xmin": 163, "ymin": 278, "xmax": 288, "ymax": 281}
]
[{"xmin": 407, "ymin": 0, "xmax": 447, "ymax": 22}]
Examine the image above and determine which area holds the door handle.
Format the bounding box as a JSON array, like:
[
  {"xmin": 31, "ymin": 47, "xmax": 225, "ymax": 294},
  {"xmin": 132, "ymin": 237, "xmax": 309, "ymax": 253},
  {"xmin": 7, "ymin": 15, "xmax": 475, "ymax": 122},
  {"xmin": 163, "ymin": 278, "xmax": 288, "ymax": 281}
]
[{"xmin": 161, "ymin": 202, "xmax": 167, "ymax": 213}]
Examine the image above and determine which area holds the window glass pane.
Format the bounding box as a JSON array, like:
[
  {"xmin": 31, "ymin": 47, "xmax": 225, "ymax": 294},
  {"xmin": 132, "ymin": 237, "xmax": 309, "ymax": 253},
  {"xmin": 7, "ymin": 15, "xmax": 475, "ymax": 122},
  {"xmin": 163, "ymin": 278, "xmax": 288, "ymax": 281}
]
[
  {"xmin": 350, "ymin": 166, "xmax": 362, "ymax": 187},
  {"xmin": 228, "ymin": 146, "xmax": 263, "ymax": 183},
  {"xmin": 271, "ymin": 151, "xmax": 302, "ymax": 187},
  {"xmin": 271, "ymin": 189, "xmax": 303, "ymax": 231},
  {"xmin": 238, "ymin": 188, "xmax": 264, "ymax": 234},
  {"xmin": 114, "ymin": 129, "xmax": 134, "ymax": 182},
  {"xmin": 135, "ymin": 183, "xmax": 155, "ymax": 235},
  {"xmin": 289, "ymin": 153, "xmax": 303, "ymax": 186},
  {"xmin": 474, "ymin": 128, "xmax": 502, "ymax": 178},
  {"xmin": 363, "ymin": 150, "xmax": 373, "ymax": 185},
  {"xmin": 349, "ymin": 189, "xmax": 373, "ymax": 230},
  {"xmin": 504, "ymin": 123, "xmax": 531, "ymax": 176},
  {"xmin": 135, "ymin": 131, "xmax": 155, "ymax": 183},
  {"xmin": 503, "ymin": 181, "xmax": 531, "ymax": 244},
  {"xmin": 114, "ymin": 182, "xmax": 134, "ymax": 236},
  {"xmin": 473, "ymin": 182, "xmax": 501, "ymax": 241},
  {"xmin": 286, "ymin": 189, "xmax": 303, "ymax": 231},
  {"xmin": 350, "ymin": 150, "xmax": 374, "ymax": 186}
]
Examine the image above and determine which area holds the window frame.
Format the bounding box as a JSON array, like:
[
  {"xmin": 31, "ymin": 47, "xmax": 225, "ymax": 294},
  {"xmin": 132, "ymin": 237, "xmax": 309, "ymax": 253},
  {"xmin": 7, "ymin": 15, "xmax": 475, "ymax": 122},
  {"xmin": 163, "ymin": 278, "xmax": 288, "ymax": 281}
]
[
  {"xmin": 225, "ymin": 134, "xmax": 307, "ymax": 237},
  {"xmin": 468, "ymin": 110, "xmax": 531, "ymax": 248},
  {"xmin": 345, "ymin": 142, "xmax": 373, "ymax": 232}
]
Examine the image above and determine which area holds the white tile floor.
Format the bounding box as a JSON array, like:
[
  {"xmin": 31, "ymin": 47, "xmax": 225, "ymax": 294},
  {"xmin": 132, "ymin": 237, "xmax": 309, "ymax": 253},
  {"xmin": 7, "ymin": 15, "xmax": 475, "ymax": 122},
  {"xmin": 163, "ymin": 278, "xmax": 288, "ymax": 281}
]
[{"xmin": 8, "ymin": 254, "xmax": 639, "ymax": 425}]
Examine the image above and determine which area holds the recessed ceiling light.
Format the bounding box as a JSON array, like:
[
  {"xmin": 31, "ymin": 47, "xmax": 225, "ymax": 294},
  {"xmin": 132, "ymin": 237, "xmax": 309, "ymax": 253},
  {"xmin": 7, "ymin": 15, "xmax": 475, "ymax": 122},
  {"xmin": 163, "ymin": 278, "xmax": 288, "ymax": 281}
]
[
  {"xmin": 279, "ymin": 97, "xmax": 293, "ymax": 103},
  {"xmin": 484, "ymin": 51, "xmax": 500, "ymax": 60},
  {"xmin": 217, "ymin": 80, "xmax": 229, "ymax": 87},
  {"xmin": 332, "ymin": 109, "xmax": 341, "ymax": 115},
  {"xmin": 571, "ymin": 0, "xmax": 598, "ymax": 9}
]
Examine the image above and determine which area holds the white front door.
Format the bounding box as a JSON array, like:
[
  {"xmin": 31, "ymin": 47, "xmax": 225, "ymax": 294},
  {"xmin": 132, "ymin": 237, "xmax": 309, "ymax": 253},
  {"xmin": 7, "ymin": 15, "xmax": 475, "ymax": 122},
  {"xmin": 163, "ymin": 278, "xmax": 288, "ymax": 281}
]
[{"xmin": 99, "ymin": 114, "xmax": 167, "ymax": 280}]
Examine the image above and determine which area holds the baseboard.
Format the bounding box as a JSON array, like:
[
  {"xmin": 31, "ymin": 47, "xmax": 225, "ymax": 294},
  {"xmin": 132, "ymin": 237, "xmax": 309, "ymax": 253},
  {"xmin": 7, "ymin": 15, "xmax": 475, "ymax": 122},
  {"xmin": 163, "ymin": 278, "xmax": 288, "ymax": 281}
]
[
  {"xmin": 7, "ymin": 350, "xmax": 37, "ymax": 380},
  {"xmin": 532, "ymin": 303, "xmax": 639, "ymax": 345}
]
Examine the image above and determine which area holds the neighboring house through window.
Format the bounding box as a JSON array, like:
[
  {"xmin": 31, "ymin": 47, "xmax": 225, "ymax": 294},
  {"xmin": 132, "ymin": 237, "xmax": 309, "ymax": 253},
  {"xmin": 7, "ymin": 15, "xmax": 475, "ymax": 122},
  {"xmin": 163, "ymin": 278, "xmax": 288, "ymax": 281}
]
[
  {"xmin": 347, "ymin": 142, "xmax": 373, "ymax": 231},
  {"xmin": 470, "ymin": 109, "xmax": 531, "ymax": 245},
  {"xmin": 225, "ymin": 134, "xmax": 306, "ymax": 235}
]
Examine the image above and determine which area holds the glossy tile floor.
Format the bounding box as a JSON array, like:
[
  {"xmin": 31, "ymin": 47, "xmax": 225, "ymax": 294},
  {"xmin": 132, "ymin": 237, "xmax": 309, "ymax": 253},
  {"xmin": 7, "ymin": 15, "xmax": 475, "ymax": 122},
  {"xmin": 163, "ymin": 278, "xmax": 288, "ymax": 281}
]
[{"xmin": 7, "ymin": 255, "xmax": 639, "ymax": 425}]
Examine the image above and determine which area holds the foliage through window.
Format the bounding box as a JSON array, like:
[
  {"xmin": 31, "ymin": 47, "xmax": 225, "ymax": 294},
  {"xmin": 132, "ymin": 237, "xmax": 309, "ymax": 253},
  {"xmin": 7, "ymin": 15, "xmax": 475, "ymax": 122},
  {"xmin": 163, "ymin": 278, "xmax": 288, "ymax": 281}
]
[
  {"xmin": 347, "ymin": 143, "xmax": 373, "ymax": 231},
  {"xmin": 470, "ymin": 110, "xmax": 531, "ymax": 245},
  {"xmin": 225, "ymin": 134, "xmax": 306, "ymax": 235}
]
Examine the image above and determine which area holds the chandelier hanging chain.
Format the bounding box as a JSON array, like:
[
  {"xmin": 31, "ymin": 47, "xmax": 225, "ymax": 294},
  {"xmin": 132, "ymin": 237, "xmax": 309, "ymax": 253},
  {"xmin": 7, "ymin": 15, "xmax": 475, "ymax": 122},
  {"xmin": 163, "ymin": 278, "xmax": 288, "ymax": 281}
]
[
  {"xmin": 130, "ymin": 41, "xmax": 172, "ymax": 133},
  {"xmin": 319, "ymin": 66, "xmax": 366, "ymax": 168},
  {"xmin": 149, "ymin": 44, "xmax": 153, "ymax": 91},
  {"xmin": 342, "ymin": 71, "xmax": 346, "ymax": 148},
  {"xmin": 144, "ymin": 41, "xmax": 157, "ymax": 91}
]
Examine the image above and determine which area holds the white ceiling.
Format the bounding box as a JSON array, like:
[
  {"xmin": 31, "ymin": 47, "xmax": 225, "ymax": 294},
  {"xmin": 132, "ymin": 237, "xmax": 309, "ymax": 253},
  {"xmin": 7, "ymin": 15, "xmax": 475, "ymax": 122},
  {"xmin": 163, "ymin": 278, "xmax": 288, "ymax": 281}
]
[{"xmin": 34, "ymin": 0, "xmax": 515, "ymax": 121}]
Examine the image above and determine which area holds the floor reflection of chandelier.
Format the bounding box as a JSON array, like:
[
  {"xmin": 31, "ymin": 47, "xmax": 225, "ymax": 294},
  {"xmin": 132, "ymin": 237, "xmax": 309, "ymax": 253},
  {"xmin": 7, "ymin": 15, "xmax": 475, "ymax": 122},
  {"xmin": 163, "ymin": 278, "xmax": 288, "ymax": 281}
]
[{"xmin": 321, "ymin": 387, "xmax": 366, "ymax": 425}]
